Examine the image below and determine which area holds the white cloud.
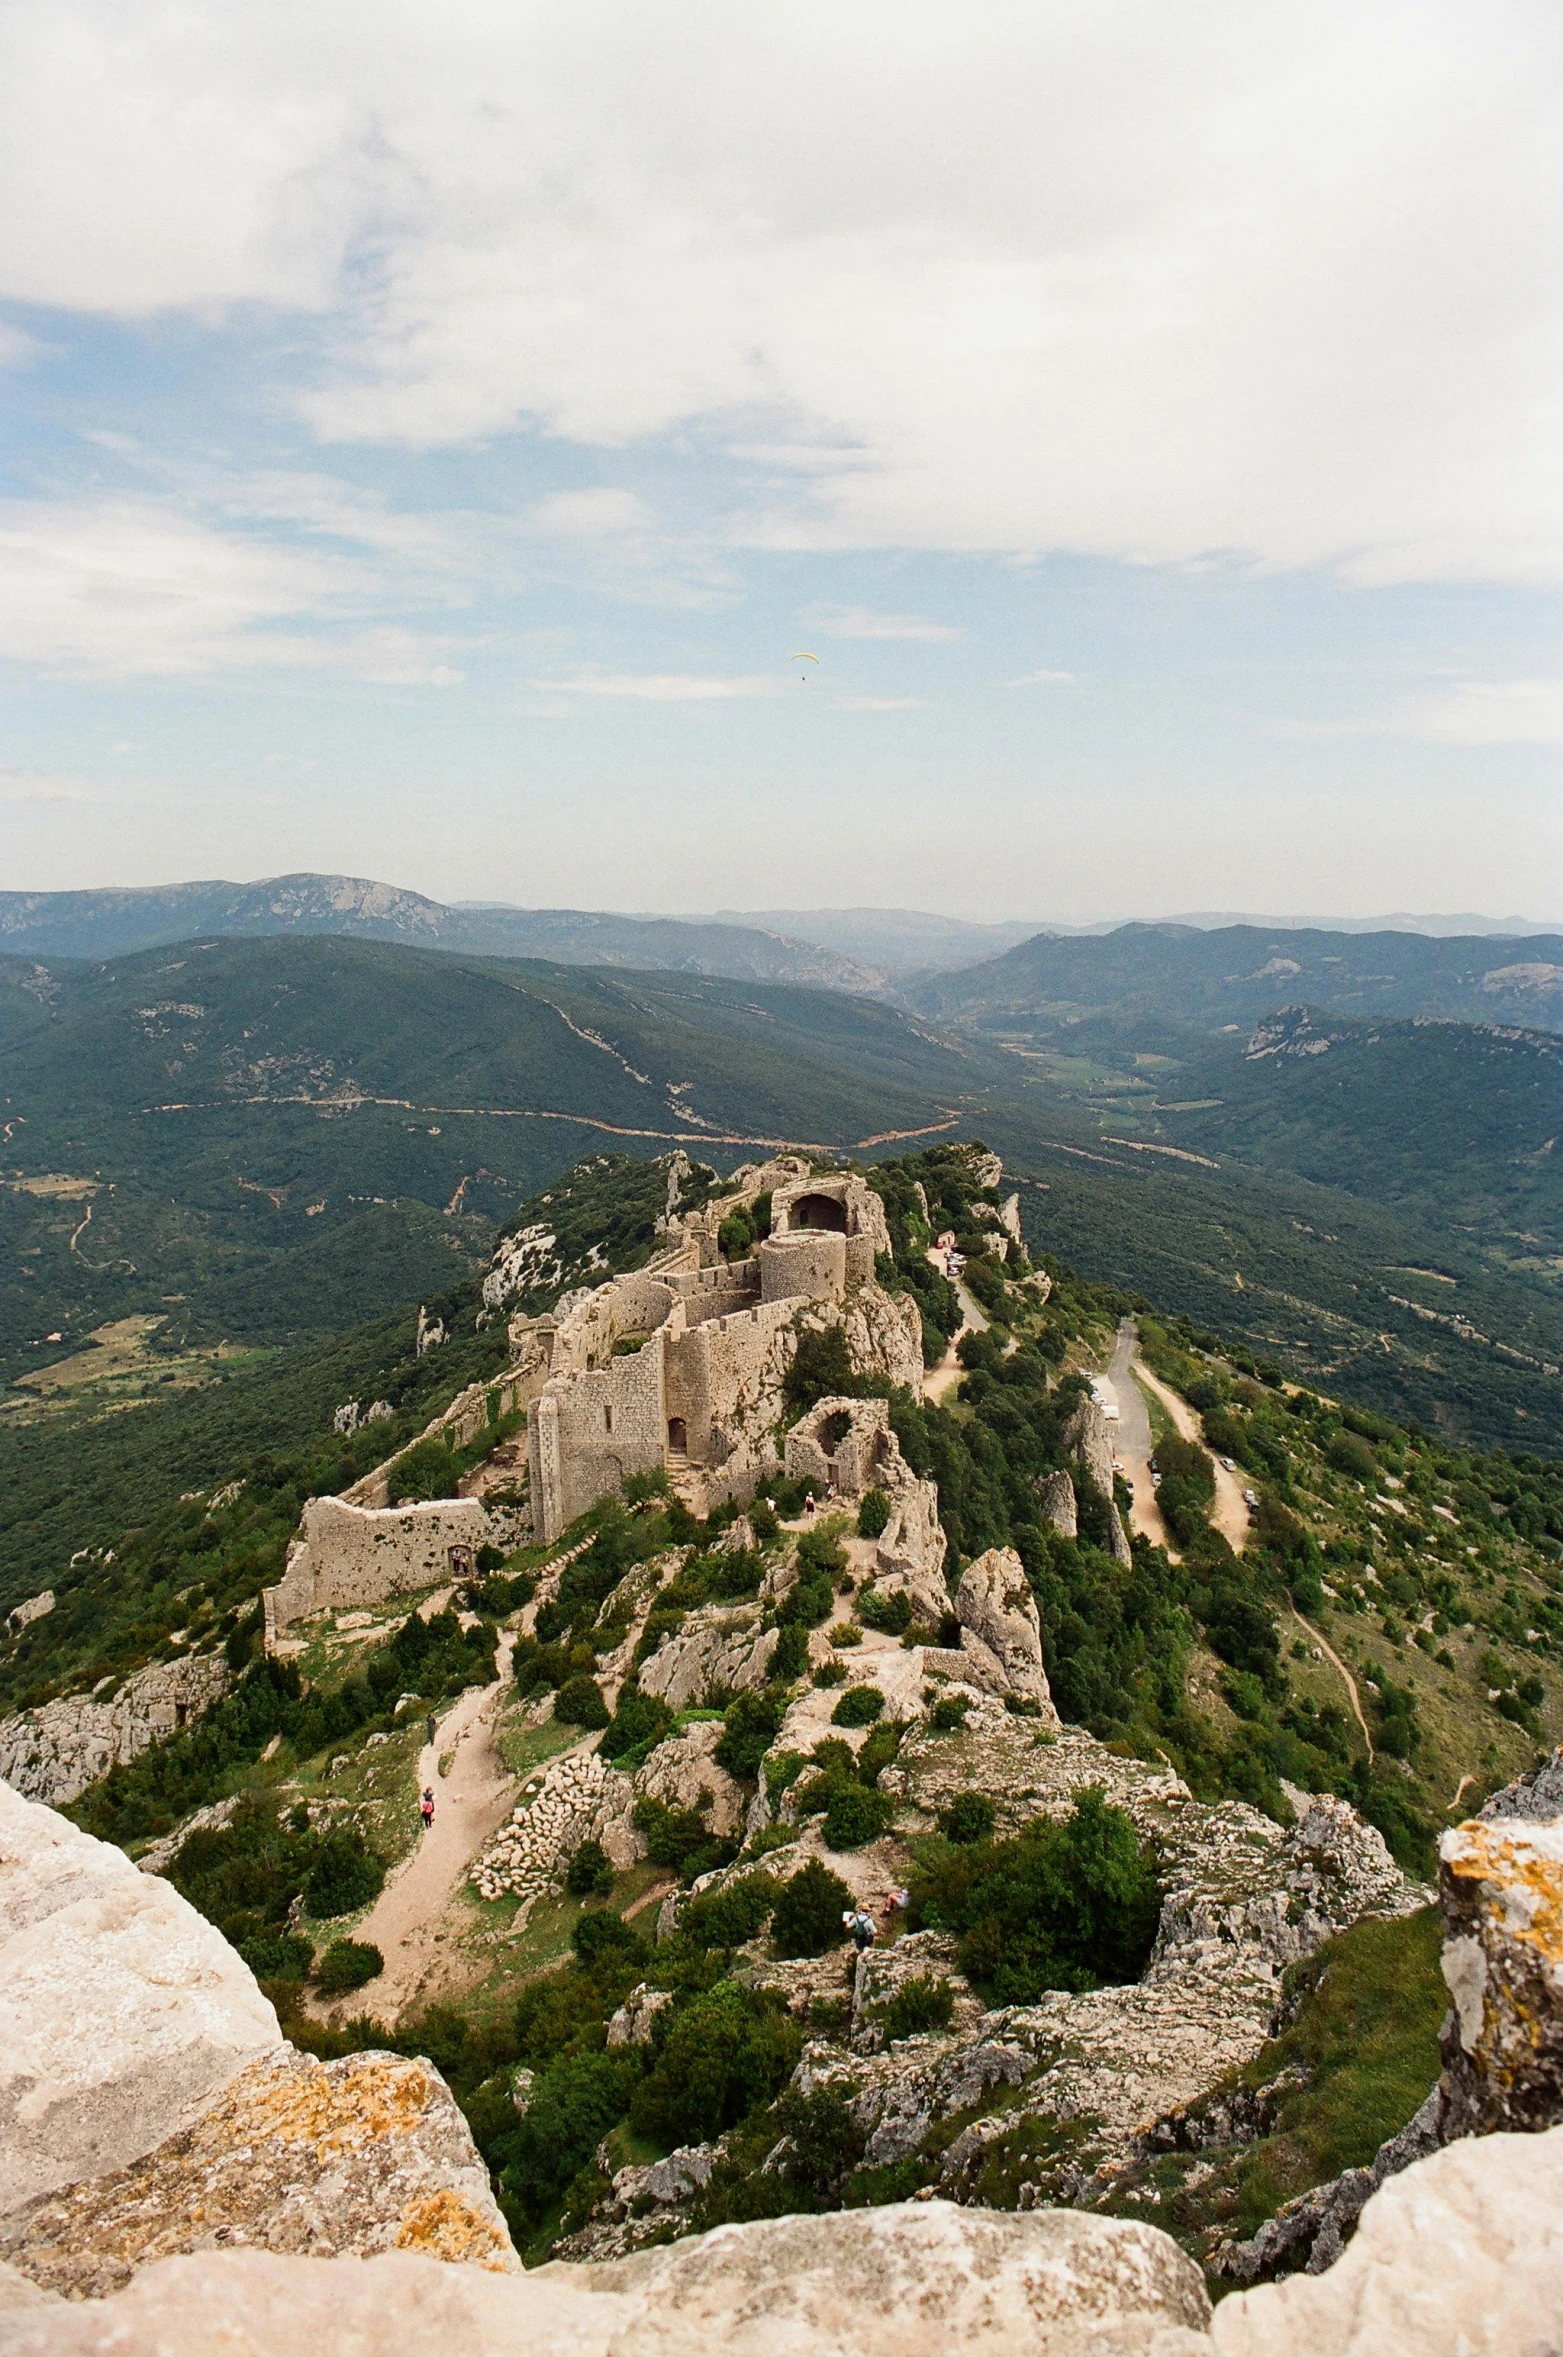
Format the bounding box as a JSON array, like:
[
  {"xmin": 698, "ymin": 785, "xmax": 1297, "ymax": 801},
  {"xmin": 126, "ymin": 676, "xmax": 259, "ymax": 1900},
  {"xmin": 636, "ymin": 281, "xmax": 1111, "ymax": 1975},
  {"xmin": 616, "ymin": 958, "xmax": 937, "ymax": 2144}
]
[
  {"xmin": 807, "ymin": 607, "xmax": 962, "ymax": 642},
  {"xmin": 0, "ymin": 4, "xmax": 1554, "ymax": 585},
  {"xmin": 1011, "ymin": 668, "xmax": 1077, "ymax": 686},
  {"xmin": 535, "ymin": 669, "xmax": 777, "ymax": 701},
  {"xmin": 530, "ymin": 489, "xmax": 652, "ymax": 540},
  {"xmin": 0, "ymin": 497, "xmax": 472, "ymax": 679},
  {"xmin": 0, "ymin": 765, "xmax": 88, "ymax": 802},
  {"xmin": 1389, "ymin": 679, "xmax": 1563, "ymax": 747},
  {"xmin": 834, "ymin": 695, "xmax": 930, "ymax": 711}
]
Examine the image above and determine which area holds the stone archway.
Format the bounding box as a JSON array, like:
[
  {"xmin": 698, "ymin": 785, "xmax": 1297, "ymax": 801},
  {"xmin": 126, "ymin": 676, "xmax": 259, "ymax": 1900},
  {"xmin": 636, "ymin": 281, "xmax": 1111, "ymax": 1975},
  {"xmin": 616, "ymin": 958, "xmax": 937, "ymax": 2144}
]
[{"xmin": 667, "ymin": 1416, "xmax": 689, "ymax": 1455}]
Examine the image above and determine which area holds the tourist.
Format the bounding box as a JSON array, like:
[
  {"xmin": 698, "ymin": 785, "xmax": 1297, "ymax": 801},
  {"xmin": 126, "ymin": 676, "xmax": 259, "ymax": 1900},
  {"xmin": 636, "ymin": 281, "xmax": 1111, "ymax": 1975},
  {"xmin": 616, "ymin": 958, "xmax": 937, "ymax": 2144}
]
[{"xmin": 420, "ymin": 1787, "xmax": 435, "ymax": 1832}]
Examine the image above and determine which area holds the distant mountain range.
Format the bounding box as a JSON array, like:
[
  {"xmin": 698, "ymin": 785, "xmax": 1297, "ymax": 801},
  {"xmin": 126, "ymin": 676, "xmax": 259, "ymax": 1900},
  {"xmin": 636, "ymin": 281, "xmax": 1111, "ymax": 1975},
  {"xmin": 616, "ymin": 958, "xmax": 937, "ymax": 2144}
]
[
  {"xmin": 5, "ymin": 877, "xmax": 1559, "ymax": 998},
  {"xmin": 910, "ymin": 921, "xmax": 1563, "ymax": 1035},
  {"xmin": 0, "ymin": 876, "xmax": 881, "ymax": 993}
]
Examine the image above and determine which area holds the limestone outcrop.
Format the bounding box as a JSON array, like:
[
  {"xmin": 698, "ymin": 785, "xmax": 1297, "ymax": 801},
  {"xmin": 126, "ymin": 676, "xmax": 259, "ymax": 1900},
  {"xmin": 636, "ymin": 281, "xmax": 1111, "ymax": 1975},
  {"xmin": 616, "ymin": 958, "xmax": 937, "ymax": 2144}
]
[
  {"xmin": 1064, "ymin": 1400, "xmax": 1132, "ymax": 1565},
  {"xmin": 0, "ymin": 2048, "xmax": 517, "ymax": 2298},
  {"xmin": 11, "ymin": 2132, "xmax": 1563, "ymax": 2353},
  {"xmin": 1439, "ymin": 1756, "xmax": 1563, "ymax": 2138},
  {"xmin": 639, "ymin": 1606, "xmax": 779, "ymax": 1712},
  {"xmin": 3, "ymin": 2200, "xmax": 1214, "ymax": 2354},
  {"xmin": 1038, "ymin": 1468, "xmax": 1078, "ymax": 1537},
  {"xmin": 0, "ymin": 1781, "xmax": 280, "ymax": 2217},
  {"xmin": 0, "ymin": 1653, "xmax": 230, "ymax": 1806},
  {"xmin": 953, "ymin": 1547, "xmax": 1058, "ymax": 1715}
]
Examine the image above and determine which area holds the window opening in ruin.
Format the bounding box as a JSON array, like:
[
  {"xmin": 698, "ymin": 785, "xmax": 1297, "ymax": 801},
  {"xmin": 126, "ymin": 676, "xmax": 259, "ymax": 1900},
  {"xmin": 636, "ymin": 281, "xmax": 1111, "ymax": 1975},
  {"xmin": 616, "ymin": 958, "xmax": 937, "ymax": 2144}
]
[
  {"xmin": 822, "ymin": 1410, "xmax": 854, "ymax": 1450},
  {"xmin": 175, "ymin": 1703, "xmax": 189, "ymax": 1728},
  {"xmin": 605, "ymin": 1404, "xmax": 614, "ymax": 1434},
  {"xmin": 790, "ymin": 1192, "xmax": 849, "ymax": 1232},
  {"xmin": 667, "ymin": 1416, "xmax": 689, "ymax": 1455}
]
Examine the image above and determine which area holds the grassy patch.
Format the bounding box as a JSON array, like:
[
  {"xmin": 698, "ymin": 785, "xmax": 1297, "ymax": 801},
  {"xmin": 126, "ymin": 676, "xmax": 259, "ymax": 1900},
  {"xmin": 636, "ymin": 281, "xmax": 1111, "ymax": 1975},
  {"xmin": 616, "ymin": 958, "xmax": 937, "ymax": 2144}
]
[{"xmin": 1098, "ymin": 1906, "xmax": 1445, "ymax": 2270}]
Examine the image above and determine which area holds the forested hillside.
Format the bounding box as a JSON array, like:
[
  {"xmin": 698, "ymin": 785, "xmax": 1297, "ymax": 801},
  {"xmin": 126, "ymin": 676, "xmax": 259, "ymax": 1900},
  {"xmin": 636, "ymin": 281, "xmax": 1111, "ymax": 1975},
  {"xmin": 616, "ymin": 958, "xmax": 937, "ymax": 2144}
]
[{"xmin": 912, "ymin": 921, "xmax": 1563, "ymax": 1035}]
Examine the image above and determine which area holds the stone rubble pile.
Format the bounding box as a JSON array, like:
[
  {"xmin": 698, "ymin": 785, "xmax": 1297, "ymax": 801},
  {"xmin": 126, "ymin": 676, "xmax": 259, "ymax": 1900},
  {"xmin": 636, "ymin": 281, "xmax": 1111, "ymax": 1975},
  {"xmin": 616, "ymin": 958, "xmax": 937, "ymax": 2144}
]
[{"xmin": 470, "ymin": 1745, "xmax": 633, "ymax": 1912}]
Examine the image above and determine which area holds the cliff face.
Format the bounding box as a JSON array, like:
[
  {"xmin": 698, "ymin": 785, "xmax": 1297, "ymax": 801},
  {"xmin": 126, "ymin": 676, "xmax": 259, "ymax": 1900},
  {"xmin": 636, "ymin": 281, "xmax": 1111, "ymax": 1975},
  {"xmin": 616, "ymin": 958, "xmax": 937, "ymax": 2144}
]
[{"xmin": 0, "ymin": 1655, "xmax": 230, "ymax": 1807}]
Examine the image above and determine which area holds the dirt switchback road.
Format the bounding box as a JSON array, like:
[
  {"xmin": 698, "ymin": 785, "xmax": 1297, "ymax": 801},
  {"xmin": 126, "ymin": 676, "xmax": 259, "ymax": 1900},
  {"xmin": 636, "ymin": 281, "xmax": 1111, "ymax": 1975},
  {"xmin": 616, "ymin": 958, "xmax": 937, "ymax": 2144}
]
[{"xmin": 1132, "ymin": 1356, "xmax": 1251, "ymax": 1553}]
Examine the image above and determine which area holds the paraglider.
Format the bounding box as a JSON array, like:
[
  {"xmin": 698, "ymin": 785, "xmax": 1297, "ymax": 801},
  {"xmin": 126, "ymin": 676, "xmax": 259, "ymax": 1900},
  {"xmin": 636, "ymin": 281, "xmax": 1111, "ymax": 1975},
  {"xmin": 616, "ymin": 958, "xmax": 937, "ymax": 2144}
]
[{"xmin": 791, "ymin": 651, "xmax": 819, "ymax": 682}]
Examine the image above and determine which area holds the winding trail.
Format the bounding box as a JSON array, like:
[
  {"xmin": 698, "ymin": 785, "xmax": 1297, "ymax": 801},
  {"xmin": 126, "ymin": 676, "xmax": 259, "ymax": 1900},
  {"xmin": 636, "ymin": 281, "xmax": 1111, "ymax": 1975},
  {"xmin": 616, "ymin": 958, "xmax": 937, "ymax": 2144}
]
[
  {"xmin": 1292, "ymin": 1606, "xmax": 1375, "ymax": 1762},
  {"xmin": 319, "ymin": 1634, "xmax": 520, "ymax": 2024}
]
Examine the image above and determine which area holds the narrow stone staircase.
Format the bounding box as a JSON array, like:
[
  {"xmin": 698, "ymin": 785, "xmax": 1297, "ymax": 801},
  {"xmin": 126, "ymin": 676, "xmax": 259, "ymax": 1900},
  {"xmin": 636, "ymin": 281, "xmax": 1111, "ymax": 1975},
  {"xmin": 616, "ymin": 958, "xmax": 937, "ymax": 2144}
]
[{"xmin": 664, "ymin": 1448, "xmax": 709, "ymax": 1520}]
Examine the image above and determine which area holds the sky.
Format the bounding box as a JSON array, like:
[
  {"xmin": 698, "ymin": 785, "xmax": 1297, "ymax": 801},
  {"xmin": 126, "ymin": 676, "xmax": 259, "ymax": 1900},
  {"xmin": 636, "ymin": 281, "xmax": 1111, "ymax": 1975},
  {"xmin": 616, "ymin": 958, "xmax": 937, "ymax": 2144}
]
[{"xmin": 1, "ymin": 0, "xmax": 1559, "ymax": 924}]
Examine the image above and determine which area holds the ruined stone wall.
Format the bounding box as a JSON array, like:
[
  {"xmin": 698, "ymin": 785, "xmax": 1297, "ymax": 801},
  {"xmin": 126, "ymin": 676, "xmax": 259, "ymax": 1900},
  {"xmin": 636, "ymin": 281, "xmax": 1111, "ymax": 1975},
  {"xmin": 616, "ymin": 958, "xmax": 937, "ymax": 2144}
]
[
  {"xmin": 547, "ymin": 1271, "xmax": 680, "ymax": 1378},
  {"xmin": 263, "ymin": 1496, "xmax": 501, "ymax": 1643},
  {"xmin": 528, "ymin": 1331, "xmax": 669, "ymax": 1543},
  {"xmin": 666, "ymin": 1299, "xmax": 797, "ymax": 1480},
  {"xmin": 0, "ymin": 1653, "xmax": 231, "ymax": 1806}
]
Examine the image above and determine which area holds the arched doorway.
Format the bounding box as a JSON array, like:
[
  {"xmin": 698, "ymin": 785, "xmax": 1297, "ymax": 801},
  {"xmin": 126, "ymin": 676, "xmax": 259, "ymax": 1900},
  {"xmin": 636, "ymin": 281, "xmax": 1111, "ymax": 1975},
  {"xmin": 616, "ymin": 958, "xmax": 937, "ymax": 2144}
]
[
  {"xmin": 789, "ymin": 1192, "xmax": 849, "ymax": 1233},
  {"xmin": 667, "ymin": 1416, "xmax": 689, "ymax": 1455}
]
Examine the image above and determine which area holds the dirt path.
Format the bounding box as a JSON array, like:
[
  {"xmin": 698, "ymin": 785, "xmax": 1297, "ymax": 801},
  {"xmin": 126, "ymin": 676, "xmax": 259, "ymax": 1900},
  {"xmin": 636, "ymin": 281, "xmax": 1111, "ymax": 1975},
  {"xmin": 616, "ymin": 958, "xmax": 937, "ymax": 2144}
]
[
  {"xmin": 1133, "ymin": 1359, "xmax": 1251, "ymax": 1552},
  {"xmin": 924, "ymin": 1266, "xmax": 989, "ymax": 1404},
  {"xmin": 1292, "ymin": 1607, "xmax": 1375, "ymax": 1761},
  {"xmin": 320, "ymin": 1635, "xmax": 520, "ymax": 2024}
]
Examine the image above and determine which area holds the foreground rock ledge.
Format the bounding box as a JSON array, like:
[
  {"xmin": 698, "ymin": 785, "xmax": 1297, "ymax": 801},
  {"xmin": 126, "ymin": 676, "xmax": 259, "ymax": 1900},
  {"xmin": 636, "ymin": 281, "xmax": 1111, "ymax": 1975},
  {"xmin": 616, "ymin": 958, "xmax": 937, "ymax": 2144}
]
[{"xmin": 7, "ymin": 2138, "xmax": 1563, "ymax": 2357}]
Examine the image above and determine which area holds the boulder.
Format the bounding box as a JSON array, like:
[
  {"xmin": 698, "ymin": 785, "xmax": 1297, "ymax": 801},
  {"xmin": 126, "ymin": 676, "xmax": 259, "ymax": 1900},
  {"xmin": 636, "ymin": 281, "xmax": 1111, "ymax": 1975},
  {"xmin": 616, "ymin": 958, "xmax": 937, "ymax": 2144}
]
[
  {"xmin": 1208, "ymin": 2122, "xmax": 1563, "ymax": 2355},
  {"xmin": 0, "ymin": 1780, "xmax": 280, "ymax": 2219},
  {"xmin": 4, "ymin": 2201, "xmax": 1213, "ymax": 2355},
  {"xmin": 633, "ymin": 1719, "xmax": 748, "ymax": 1839},
  {"xmin": 606, "ymin": 1985, "xmax": 675, "ymax": 2048},
  {"xmin": 0, "ymin": 2048, "xmax": 518, "ymax": 2299},
  {"xmin": 639, "ymin": 1609, "xmax": 777, "ymax": 1714},
  {"xmin": 1064, "ymin": 1402, "xmax": 1132, "ymax": 1565},
  {"xmin": 1438, "ymin": 1779, "xmax": 1563, "ymax": 2138},
  {"xmin": 954, "ymin": 1548, "xmax": 1058, "ymax": 1717}
]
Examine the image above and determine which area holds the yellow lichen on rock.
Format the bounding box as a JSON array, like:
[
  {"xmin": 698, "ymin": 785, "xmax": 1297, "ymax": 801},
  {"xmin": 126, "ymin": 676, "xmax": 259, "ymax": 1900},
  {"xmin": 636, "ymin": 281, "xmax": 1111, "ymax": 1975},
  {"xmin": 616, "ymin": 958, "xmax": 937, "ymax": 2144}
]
[{"xmin": 395, "ymin": 2187, "xmax": 514, "ymax": 2269}]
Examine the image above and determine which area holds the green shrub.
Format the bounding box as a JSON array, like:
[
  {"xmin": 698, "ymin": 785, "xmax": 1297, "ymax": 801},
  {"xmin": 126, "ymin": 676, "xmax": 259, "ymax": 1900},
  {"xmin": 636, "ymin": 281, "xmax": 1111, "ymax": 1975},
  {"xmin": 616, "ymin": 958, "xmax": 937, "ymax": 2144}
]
[
  {"xmin": 878, "ymin": 1974, "xmax": 955, "ymax": 2041},
  {"xmin": 316, "ymin": 1938, "xmax": 384, "ymax": 1994},
  {"xmin": 812, "ymin": 1659, "xmax": 847, "ymax": 1687},
  {"xmin": 831, "ymin": 1684, "xmax": 885, "ymax": 1728},
  {"xmin": 771, "ymin": 1859, "xmax": 853, "ymax": 1957},
  {"xmin": 566, "ymin": 1840, "xmax": 615, "ymax": 1898},
  {"xmin": 387, "ymin": 1437, "xmax": 465, "ymax": 1505},
  {"xmin": 929, "ymin": 1693, "xmax": 971, "ymax": 1732},
  {"xmin": 632, "ymin": 1795, "xmax": 739, "ymax": 1884},
  {"xmin": 856, "ymin": 1490, "xmax": 891, "ymax": 1540},
  {"xmin": 770, "ymin": 1624, "xmax": 809, "ymax": 1680},
  {"xmin": 600, "ymin": 1684, "xmax": 673, "ymax": 1761},
  {"xmin": 1328, "ymin": 1431, "xmax": 1380, "ymax": 1485},
  {"xmin": 942, "ymin": 1791, "xmax": 996, "ymax": 1845},
  {"xmin": 822, "ymin": 1784, "xmax": 895, "ymax": 1849},
  {"xmin": 571, "ymin": 1908, "xmax": 647, "ymax": 1969},
  {"xmin": 554, "ymin": 1676, "xmax": 609, "ymax": 1729},
  {"xmin": 238, "ymin": 1931, "xmax": 314, "ymax": 1981},
  {"xmin": 500, "ymin": 2048, "xmax": 638, "ymax": 2217},
  {"xmin": 681, "ymin": 1872, "xmax": 780, "ymax": 1950},
  {"xmin": 714, "ymin": 1688, "xmax": 787, "ymax": 1780},
  {"xmin": 631, "ymin": 1982, "xmax": 802, "ymax": 2146},
  {"xmin": 303, "ymin": 1829, "xmax": 385, "ymax": 1920},
  {"xmin": 912, "ymin": 1788, "xmax": 1160, "ymax": 2004},
  {"xmin": 858, "ymin": 1585, "xmax": 911, "ymax": 1635}
]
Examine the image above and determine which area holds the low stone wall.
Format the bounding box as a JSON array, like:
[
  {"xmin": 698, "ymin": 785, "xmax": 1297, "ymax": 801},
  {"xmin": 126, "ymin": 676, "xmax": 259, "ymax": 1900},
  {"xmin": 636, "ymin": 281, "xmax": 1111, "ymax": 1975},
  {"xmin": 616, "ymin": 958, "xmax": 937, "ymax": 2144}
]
[
  {"xmin": 0, "ymin": 1653, "xmax": 231, "ymax": 1806},
  {"xmin": 262, "ymin": 1496, "xmax": 501, "ymax": 1644}
]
